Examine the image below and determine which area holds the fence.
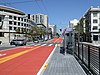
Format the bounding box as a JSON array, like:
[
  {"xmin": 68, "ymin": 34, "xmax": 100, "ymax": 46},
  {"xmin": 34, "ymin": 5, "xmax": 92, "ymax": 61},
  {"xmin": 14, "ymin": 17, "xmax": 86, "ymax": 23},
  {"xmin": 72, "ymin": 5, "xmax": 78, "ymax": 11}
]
[{"xmin": 75, "ymin": 42, "xmax": 100, "ymax": 75}]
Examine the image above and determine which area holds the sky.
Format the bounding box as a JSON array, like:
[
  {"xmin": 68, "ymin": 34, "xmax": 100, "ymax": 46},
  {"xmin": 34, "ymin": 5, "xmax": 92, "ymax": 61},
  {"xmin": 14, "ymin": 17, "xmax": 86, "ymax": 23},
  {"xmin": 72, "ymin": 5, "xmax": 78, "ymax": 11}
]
[{"xmin": 0, "ymin": 0, "xmax": 100, "ymax": 32}]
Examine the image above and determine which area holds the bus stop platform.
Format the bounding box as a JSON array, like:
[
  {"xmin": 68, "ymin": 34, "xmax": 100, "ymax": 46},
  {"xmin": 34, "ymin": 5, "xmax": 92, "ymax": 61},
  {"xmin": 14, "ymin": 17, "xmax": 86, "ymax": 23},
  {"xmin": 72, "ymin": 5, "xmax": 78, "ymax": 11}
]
[{"xmin": 41, "ymin": 45, "xmax": 87, "ymax": 75}]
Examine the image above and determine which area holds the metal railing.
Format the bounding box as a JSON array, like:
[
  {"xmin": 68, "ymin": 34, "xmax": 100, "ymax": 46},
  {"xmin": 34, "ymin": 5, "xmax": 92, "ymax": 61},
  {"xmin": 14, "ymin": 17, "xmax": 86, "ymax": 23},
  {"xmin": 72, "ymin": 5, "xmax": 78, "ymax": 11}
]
[{"xmin": 75, "ymin": 42, "xmax": 100, "ymax": 75}]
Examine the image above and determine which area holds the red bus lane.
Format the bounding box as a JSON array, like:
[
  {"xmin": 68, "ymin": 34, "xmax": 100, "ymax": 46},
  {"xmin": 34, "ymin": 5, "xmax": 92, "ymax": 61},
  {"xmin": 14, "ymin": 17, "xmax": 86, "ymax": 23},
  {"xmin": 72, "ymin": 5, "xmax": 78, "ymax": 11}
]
[
  {"xmin": 57, "ymin": 37, "xmax": 62, "ymax": 43},
  {"xmin": 49, "ymin": 37, "xmax": 62, "ymax": 43},
  {"xmin": 49, "ymin": 38, "xmax": 57, "ymax": 42},
  {"xmin": 0, "ymin": 46, "xmax": 36, "ymax": 58},
  {"xmin": 0, "ymin": 46, "xmax": 55, "ymax": 75}
]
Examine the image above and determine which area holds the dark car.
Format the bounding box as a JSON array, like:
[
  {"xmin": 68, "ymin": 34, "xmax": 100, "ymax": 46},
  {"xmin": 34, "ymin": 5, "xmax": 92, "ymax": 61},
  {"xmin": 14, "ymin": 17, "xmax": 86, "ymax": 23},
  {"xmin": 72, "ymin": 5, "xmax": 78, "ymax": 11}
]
[
  {"xmin": 33, "ymin": 39, "xmax": 39, "ymax": 43},
  {"xmin": 33, "ymin": 37, "xmax": 39, "ymax": 43},
  {"xmin": 10, "ymin": 39, "xmax": 27, "ymax": 46}
]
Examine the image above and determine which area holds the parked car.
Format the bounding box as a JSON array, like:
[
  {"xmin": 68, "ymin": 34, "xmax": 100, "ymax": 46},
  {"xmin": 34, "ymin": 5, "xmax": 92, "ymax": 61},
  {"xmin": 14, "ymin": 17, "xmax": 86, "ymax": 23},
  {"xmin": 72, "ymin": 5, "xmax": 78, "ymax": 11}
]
[
  {"xmin": 10, "ymin": 39, "xmax": 27, "ymax": 46},
  {"xmin": 33, "ymin": 39, "xmax": 39, "ymax": 43},
  {"xmin": 33, "ymin": 37, "xmax": 39, "ymax": 43}
]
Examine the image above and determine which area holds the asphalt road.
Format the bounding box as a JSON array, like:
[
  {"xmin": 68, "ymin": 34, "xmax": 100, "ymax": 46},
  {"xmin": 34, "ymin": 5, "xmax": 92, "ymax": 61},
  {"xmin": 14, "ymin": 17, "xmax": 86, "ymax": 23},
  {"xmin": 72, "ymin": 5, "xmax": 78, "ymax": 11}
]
[
  {"xmin": 0, "ymin": 41, "xmax": 34, "ymax": 50},
  {"xmin": 0, "ymin": 46, "xmax": 16, "ymax": 50},
  {"xmin": 0, "ymin": 39, "xmax": 58, "ymax": 51}
]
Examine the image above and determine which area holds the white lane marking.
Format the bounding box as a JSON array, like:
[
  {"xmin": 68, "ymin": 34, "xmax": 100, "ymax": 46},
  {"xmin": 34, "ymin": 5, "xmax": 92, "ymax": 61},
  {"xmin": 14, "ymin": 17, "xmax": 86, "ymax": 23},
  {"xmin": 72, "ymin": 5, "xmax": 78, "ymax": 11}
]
[
  {"xmin": 0, "ymin": 53, "xmax": 7, "ymax": 57},
  {"xmin": 37, "ymin": 44, "xmax": 57, "ymax": 75},
  {"xmin": 0, "ymin": 46, "xmax": 24, "ymax": 52},
  {"xmin": 41, "ymin": 44, "xmax": 47, "ymax": 46},
  {"xmin": 22, "ymin": 46, "xmax": 33, "ymax": 48},
  {"xmin": 48, "ymin": 44, "xmax": 53, "ymax": 46},
  {"xmin": 34, "ymin": 44, "xmax": 41, "ymax": 46}
]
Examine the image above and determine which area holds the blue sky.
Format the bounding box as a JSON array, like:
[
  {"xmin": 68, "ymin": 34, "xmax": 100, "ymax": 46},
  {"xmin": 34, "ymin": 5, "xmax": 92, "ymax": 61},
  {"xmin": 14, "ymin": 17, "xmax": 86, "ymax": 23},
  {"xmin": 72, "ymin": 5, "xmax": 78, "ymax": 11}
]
[{"xmin": 0, "ymin": 0, "xmax": 100, "ymax": 32}]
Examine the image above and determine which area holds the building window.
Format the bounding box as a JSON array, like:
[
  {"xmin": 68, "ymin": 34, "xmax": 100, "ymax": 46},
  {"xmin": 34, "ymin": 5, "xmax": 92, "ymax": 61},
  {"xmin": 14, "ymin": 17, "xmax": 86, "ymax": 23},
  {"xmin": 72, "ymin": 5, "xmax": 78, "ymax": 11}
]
[
  {"xmin": 0, "ymin": 17, "xmax": 2, "ymax": 22},
  {"xmin": 9, "ymin": 15, "xmax": 12, "ymax": 19},
  {"xmin": 36, "ymin": 15, "xmax": 39, "ymax": 23},
  {"xmin": 21, "ymin": 18, "xmax": 23, "ymax": 21},
  {"xmin": 40, "ymin": 15, "xmax": 43, "ymax": 23},
  {"xmin": 18, "ymin": 22, "xmax": 20, "ymax": 26},
  {"xmin": 24, "ymin": 23, "xmax": 26, "ymax": 26},
  {"xmin": 24, "ymin": 19, "xmax": 26, "ymax": 22},
  {"xmin": 18, "ymin": 17, "xmax": 20, "ymax": 21},
  {"xmin": 93, "ymin": 13, "xmax": 97, "ymax": 17},
  {"xmin": 14, "ymin": 22, "xmax": 16, "ymax": 25},
  {"xmin": 9, "ymin": 26, "xmax": 12, "ymax": 30},
  {"xmin": 14, "ymin": 16, "xmax": 17, "ymax": 20},
  {"xmin": 14, "ymin": 27, "xmax": 16, "ymax": 30},
  {"xmin": 93, "ymin": 19, "xmax": 98, "ymax": 23},
  {"xmin": 9, "ymin": 21, "xmax": 12, "ymax": 25},
  {"xmin": 21, "ymin": 23, "xmax": 23, "ymax": 26},
  {"xmin": 0, "ymin": 32, "xmax": 4, "ymax": 37},
  {"xmin": 93, "ymin": 35, "xmax": 98, "ymax": 41},
  {"xmin": 93, "ymin": 26, "xmax": 98, "ymax": 30}
]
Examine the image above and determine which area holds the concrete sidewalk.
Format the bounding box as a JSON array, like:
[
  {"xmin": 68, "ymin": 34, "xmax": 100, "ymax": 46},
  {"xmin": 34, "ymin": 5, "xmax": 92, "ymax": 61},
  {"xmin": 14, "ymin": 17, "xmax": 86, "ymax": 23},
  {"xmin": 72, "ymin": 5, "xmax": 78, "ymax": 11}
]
[{"xmin": 42, "ymin": 45, "xmax": 87, "ymax": 75}]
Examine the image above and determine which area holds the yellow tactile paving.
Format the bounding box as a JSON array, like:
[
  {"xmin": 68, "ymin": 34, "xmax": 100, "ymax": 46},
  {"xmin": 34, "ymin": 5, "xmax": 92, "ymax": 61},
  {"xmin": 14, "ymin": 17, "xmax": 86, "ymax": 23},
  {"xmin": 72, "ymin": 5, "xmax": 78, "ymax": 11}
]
[
  {"xmin": 43, "ymin": 63, "xmax": 48, "ymax": 70},
  {"xmin": 57, "ymin": 44, "xmax": 60, "ymax": 46}
]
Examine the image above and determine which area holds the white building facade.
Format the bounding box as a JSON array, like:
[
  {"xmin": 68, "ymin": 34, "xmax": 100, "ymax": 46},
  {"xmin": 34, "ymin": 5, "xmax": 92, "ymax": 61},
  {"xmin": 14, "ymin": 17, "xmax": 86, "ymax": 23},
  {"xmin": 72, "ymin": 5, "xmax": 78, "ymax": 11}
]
[
  {"xmin": 49, "ymin": 24, "xmax": 57, "ymax": 36},
  {"xmin": 83, "ymin": 6, "xmax": 100, "ymax": 45},
  {"xmin": 69, "ymin": 19, "xmax": 79, "ymax": 28},
  {"xmin": 31, "ymin": 13, "xmax": 48, "ymax": 27},
  {"xmin": 0, "ymin": 6, "xmax": 36, "ymax": 43}
]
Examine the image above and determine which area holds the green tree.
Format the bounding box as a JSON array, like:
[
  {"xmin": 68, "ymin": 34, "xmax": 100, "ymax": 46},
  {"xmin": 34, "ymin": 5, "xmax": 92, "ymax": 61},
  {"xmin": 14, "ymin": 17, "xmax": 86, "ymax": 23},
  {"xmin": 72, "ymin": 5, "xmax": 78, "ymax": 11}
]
[{"xmin": 29, "ymin": 26, "xmax": 46, "ymax": 39}]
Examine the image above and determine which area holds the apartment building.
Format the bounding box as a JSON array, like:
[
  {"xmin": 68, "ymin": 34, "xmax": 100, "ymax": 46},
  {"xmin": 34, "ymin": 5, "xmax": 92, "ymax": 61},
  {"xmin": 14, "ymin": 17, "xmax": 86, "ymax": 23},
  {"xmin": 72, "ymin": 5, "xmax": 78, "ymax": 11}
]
[
  {"xmin": 0, "ymin": 6, "xmax": 36, "ymax": 43},
  {"xmin": 31, "ymin": 13, "xmax": 48, "ymax": 28},
  {"xmin": 79, "ymin": 6, "xmax": 100, "ymax": 44},
  {"xmin": 69, "ymin": 19, "xmax": 79, "ymax": 28},
  {"xmin": 49, "ymin": 24, "xmax": 57, "ymax": 36}
]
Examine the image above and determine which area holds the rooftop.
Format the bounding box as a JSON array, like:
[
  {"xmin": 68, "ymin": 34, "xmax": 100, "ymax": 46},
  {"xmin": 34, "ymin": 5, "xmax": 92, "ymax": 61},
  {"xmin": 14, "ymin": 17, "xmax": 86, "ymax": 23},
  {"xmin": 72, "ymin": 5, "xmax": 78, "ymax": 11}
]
[{"xmin": 0, "ymin": 5, "xmax": 25, "ymax": 15}]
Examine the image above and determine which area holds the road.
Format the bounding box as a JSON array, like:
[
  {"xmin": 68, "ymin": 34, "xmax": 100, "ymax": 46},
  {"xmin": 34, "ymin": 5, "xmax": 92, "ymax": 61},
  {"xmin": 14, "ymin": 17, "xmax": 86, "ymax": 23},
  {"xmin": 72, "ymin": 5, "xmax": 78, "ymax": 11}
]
[{"xmin": 0, "ymin": 37, "xmax": 62, "ymax": 75}]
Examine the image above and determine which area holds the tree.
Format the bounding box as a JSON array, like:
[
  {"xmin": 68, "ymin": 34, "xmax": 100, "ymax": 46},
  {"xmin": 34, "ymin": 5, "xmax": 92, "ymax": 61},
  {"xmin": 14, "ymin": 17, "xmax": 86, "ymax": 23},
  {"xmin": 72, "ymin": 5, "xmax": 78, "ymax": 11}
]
[
  {"xmin": 15, "ymin": 27, "xmax": 20, "ymax": 34},
  {"xmin": 15, "ymin": 26, "xmax": 46, "ymax": 40},
  {"xmin": 29, "ymin": 26, "xmax": 46, "ymax": 39}
]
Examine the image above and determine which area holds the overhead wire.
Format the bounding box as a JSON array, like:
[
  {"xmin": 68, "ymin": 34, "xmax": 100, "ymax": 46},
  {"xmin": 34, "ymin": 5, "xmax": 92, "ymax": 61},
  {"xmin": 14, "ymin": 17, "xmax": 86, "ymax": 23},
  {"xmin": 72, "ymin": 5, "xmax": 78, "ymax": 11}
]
[
  {"xmin": 41, "ymin": 0, "xmax": 49, "ymax": 15},
  {"xmin": 34, "ymin": 0, "xmax": 43, "ymax": 13},
  {"xmin": 0, "ymin": 0, "xmax": 49, "ymax": 16},
  {"xmin": 0, "ymin": 0, "xmax": 17, "ymax": 8},
  {"xmin": 0, "ymin": 0, "xmax": 45, "ymax": 14},
  {"xmin": 0, "ymin": 0, "xmax": 34, "ymax": 5}
]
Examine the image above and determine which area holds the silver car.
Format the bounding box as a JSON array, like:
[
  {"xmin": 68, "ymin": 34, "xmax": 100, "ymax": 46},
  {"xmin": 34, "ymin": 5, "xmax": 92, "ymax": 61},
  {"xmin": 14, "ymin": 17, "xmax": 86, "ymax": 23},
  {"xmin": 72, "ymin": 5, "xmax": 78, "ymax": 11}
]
[{"xmin": 10, "ymin": 39, "xmax": 27, "ymax": 46}]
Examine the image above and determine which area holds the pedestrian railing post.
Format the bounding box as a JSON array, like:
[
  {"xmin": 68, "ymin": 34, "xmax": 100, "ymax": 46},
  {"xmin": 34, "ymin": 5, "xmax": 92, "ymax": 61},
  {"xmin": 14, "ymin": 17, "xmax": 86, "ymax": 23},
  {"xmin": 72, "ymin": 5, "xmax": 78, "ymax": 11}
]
[
  {"xmin": 99, "ymin": 48, "xmax": 100, "ymax": 75},
  {"xmin": 82, "ymin": 44, "xmax": 84, "ymax": 62},
  {"xmin": 74, "ymin": 40, "xmax": 76, "ymax": 54},
  {"xmin": 88, "ymin": 45, "xmax": 90, "ymax": 70},
  {"xmin": 78, "ymin": 42, "xmax": 80, "ymax": 58}
]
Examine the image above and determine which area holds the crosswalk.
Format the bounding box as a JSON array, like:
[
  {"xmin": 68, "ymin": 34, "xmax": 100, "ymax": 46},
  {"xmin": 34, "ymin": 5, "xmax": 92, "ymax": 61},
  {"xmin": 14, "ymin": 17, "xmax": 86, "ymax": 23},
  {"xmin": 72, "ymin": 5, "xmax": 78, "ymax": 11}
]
[{"xmin": 32, "ymin": 43, "xmax": 57, "ymax": 46}]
